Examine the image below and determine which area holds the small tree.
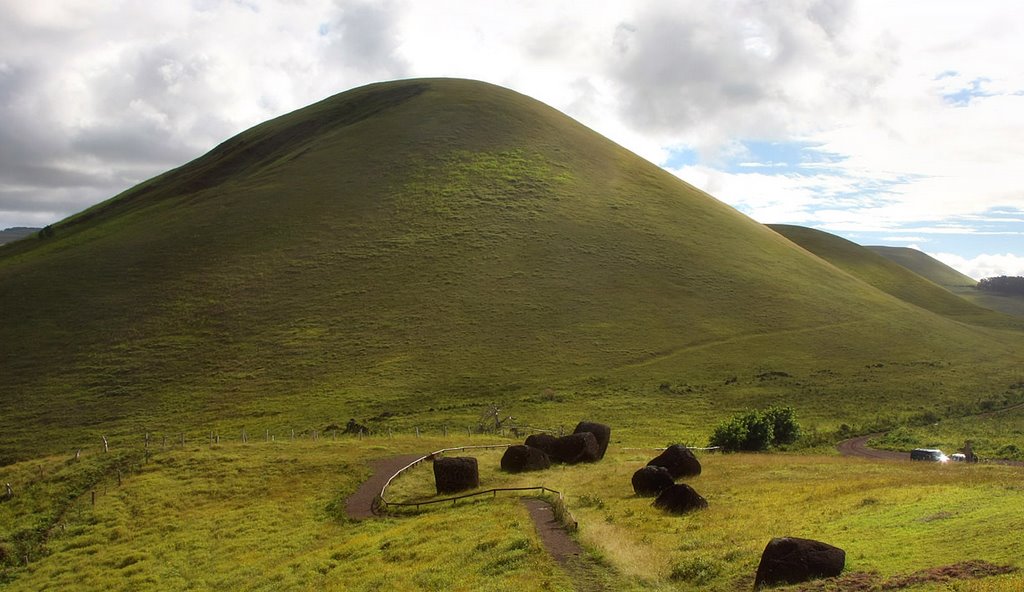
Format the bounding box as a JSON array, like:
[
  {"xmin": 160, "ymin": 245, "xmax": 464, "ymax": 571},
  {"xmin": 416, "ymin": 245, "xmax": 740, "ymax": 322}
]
[
  {"xmin": 764, "ymin": 406, "xmax": 800, "ymax": 446},
  {"xmin": 709, "ymin": 406, "xmax": 800, "ymax": 451}
]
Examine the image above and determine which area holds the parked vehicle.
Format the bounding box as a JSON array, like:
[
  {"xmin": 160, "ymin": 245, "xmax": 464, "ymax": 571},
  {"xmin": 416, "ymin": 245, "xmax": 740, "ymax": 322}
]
[
  {"xmin": 950, "ymin": 453, "xmax": 967, "ymax": 462},
  {"xmin": 910, "ymin": 448, "xmax": 949, "ymax": 462}
]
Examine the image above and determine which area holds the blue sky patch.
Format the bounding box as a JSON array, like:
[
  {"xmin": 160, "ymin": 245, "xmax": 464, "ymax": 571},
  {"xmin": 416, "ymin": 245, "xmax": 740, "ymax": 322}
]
[{"xmin": 942, "ymin": 77, "xmax": 992, "ymax": 107}]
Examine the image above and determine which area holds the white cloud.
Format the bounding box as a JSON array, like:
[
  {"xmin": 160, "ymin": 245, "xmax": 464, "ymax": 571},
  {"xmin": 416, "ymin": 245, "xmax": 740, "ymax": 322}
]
[
  {"xmin": 930, "ymin": 252, "xmax": 1024, "ymax": 280},
  {"xmin": 0, "ymin": 0, "xmax": 1021, "ymax": 270}
]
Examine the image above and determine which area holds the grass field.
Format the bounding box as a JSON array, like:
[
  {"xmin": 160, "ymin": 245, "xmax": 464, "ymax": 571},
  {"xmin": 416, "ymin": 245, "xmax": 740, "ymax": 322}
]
[{"xmin": 3, "ymin": 435, "xmax": 1024, "ymax": 591}]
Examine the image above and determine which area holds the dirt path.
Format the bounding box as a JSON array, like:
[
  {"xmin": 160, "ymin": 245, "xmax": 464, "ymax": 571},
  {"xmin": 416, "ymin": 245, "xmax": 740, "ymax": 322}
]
[
  {"xmin": 838, "ymin": 402, "xmax": 1024, "ymax": 464},
  {"xmin": 345, "ymin": 453, "xmax": 423, "ymax": 519},
  {"xmin": 837, "ymin": 433, "xmax": 908, "ymax": 462},
  {"xmin": 346, "ymin": 454, "xmax": 604, "ymax": 589}
]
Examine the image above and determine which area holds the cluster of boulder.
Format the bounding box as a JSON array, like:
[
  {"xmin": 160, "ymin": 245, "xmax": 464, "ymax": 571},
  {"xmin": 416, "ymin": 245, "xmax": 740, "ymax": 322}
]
[
  {"xmin": 631, "ymin": 444, "xmax": 708, "ymax": 514},
  {"xmin": 630, "ymin": 445, "xmax": 845, "ymax": 587},
  {"xmin": 431, "ymin": 421, "xmax": 611, "ymax": 494}
]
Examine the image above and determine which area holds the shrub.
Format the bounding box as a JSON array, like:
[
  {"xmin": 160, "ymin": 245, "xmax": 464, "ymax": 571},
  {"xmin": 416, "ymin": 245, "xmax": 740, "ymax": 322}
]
[{"xmin": 709, "ymin": 406, "xmax": 801, "ymax": 451}]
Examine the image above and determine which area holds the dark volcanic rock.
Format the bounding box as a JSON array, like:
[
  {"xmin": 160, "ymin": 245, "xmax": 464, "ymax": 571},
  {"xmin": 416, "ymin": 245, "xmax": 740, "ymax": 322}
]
[
  {"xmin": 500, "ymin": 445, "xmax": 551, "ymax": 473},
  {"xmin": 653, "ymin": 483, "xmax": 708, "ymax": 515},
  {"xmin": 550, "ymin": 432, "xmax": 600, "ymax": 464},
  {"xmin": 631, "ymin": 465, "xmax": 674, "ymax": 496},
  {"xmin": 432, "ymin": 456, "xmax": 479, "ymax": 494},
  {"xmin": 524, "ymin": 433, "xmax": 558, "ymax": 456},
  {"xmin": 754, "ymin": 537, "xmax": 846, "ymax": 589},
  {"xmin": 647, "ymin": 444, "xmax": 701, "ymax": 478},
  {"xmin": 573, "ymin": 421, "xmax": 611, "ymax": 459}
]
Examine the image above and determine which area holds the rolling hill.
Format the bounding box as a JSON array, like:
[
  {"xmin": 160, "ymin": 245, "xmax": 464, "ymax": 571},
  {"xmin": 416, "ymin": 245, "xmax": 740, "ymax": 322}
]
[
  {"xmin": 865, "ymin": 245, "xmax": 977, "ymax": 288},
  {"xmin": 0, "ymin": 227, "xmax": 39, "ymax": 245},
  {"xmin": 769, "ymin": 224, "xmax": 1023, "ymax": 328},
  {"xmin": 867, "ymin": 245, "xmax": 1024, "ymax": 319},
  {"xmin": 1, "ymin": 78, "xmax": 1022, "ymax": 461}
]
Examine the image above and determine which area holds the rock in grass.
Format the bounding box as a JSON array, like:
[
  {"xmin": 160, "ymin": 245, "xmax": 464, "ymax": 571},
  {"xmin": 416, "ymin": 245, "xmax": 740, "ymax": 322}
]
[
  {"xmin": 433, "ymin": 456, "xmax": 479, "ymax": 494},
  {"xmin": 500, "ymin": 445, "xmax": 551, "ymax": 473},
  {"xmin": 647, "ymin": 444, "xmax": 701, "ymax": 478},
  {"xmin": 653, "ymin": 483, "xmax": 708, "ymax": 514},
  {"xmin": 524, "ymin": 433, "xmax": 558, "ymax": 456},
  {"xmin": 550, "ymin": 432, "xmax": 600, "ymax": 464},
  {"xmin": 631, "ymin": 465, "xmax": 674, "ymax": 496},
  {"xmin": 572, "ymin": 421, "xmax": 611, "ymax": 459},
  {"xmin": 754, "ymin": 537, "xmax": 845, "ymax": 589}
]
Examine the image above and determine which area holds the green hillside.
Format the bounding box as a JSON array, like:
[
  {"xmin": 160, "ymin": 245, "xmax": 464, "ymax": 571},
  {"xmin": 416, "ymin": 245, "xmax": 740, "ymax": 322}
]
[
  {"xmin": 769, "ymin": 224, "xmax": 1023, "ymax": 329},
  {"xmin": 866, "ymin": 244, "xmax": 1024, "ymax": 319},
  {"xmin": 866, "ymin": 245, "xmax": 977, "ymax": 288},
  {"xmin": 1, "ymin": 79, "xmax": 1022, "ymax": 461}
]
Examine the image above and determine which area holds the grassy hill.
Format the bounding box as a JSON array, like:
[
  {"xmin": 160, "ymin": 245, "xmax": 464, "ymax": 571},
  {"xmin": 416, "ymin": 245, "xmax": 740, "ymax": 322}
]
[
  {"xmin": 866, "ymin": 245, "xmax": 1024, "ymax": 319},
  {"xmin": 2, "ymin": 79, "xmax": 1023, "ymax": 461},
  {"xmin": 768, "ymin": 225, "xmax": 1023, "ymax": 329},
  {"xmin": 866, "ymin": 245, "xmax": 977, "ymax": 288},
  {"xmin": 0, "ymin": 228, "xmax": 39, "ymax": 245}
]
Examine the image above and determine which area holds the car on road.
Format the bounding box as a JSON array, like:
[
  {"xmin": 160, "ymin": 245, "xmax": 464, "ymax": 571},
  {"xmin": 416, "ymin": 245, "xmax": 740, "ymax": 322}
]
[{"xmin": 910, "ymin": 448, "xmax": 949, "ymax": 462}]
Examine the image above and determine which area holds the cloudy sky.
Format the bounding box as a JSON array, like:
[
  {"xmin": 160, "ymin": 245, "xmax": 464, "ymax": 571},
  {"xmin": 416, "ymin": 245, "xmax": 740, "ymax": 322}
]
[{"xmin": 2, "ymin": 0, "xmax": 1022, "ymax": 278}]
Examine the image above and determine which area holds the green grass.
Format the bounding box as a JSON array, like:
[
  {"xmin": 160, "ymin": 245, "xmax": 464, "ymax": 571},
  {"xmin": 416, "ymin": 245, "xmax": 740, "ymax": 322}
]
[
  {"xmin": 5, "ymin": 436, "xmax": 1023, "ymax": 590},
  {"xmin": 770, "ymin": 225, "xmax": 1022, "ymax": 329},
  {"xmin": 867, "ymin": 245, "xmax": 978, "ymax": 288},
  {"xmin": 1, "ymin": 79, "xmax": 1022, "ymax": 462}
]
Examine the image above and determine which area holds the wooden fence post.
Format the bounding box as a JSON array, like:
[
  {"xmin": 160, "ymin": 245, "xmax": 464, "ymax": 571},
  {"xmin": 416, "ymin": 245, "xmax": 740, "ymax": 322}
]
[
  {"xmin": 4, "ymin": 482, "xmax": 12, "ymax": 498},
  {"xmin": 75, "ymin": 449, "xmax": 81, "ymax": 461},
  {"xmin": 102, "ymin": 436, "xmax": 109, "ymax": 453}
]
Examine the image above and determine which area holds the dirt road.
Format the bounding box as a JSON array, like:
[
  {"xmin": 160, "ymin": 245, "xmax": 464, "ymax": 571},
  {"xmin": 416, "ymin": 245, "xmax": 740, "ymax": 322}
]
[{"xmin": 836, "ymin": 433, "xmax": 909, "ymax": 462}]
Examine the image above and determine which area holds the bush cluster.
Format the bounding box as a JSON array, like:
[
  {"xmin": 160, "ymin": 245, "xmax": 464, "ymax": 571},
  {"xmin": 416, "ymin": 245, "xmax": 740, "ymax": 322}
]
[{"xmin": 709, "ymin": 406, "xmax": 801, "ymax": 452}]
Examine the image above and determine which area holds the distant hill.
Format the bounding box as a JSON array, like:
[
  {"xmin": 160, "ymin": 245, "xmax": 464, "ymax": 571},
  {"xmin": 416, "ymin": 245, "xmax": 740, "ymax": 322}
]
[
  {"xmin": 1, "ymin": 78, "xmax": 1022, "ymax": 460},
  {"xmin": 866, "ymin": 246, "xmax": 977, "ymax": 287},
  {"xmin": 866, "ymin": 246, "xmax": 1024, "ymax": 319},
  {"xmin": 770, "ymin": 225, "xmax": 1022, "ymax": 328},
  {"xmin": 0, "ymin": 227, "xmax": 40, "ymax": 245}
]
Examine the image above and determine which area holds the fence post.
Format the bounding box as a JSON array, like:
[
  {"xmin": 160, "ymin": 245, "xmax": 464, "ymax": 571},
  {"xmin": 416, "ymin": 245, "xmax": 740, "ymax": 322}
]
[
  {"xmin": 145, "ymin": 432, "xmax": 149, "ymax": 449},
  {"xmin": 291, "ymin": 429, "xmax": 295, "ymax": 441},
  {"xmin": 444, "ymin": 425, "xmax": 448, "ymax": 437},
  {"xmin": 180, "ymin": 432, "xmax": 185, "ymax": 446},
  {"xmin": 4, "ymin": 482, "xmax": 12, "ymax": 498},
  {"xmin": 91, "ymin": 490, "xmax": 95, "ymax": 506},
  {"xmin": 75, "ymin": 449, "xmax": 81, "ymax": 461},
  {"xmin": 265, "ymin": 429, "xmax": 270, "ymax": 442},
  {"xmin": 415, "ymin": 427, "xmax": 420, "ymax": 438},
  {"xmin": 102, "ymin": 436, "xmax": 109, "ymax": 453}
]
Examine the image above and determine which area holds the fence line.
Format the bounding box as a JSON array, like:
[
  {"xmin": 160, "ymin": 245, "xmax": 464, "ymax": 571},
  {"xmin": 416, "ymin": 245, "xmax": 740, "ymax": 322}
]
[
  {"xmin": 373, "ymin": 443, "xmax": 579, "ymax": 532},
  {"xmin": 620, "ymin": 446, "xmax": 721, "ymax": 452}
]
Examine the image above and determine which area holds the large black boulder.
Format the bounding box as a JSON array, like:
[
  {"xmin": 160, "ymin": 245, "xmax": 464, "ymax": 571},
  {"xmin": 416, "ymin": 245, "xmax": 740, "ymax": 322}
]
[
  {"xmin": 524, "ymin": 433, "xmax": 558, "ymax": 456},
  {"xmin": 647, "ymin": 444, "xmax": 701, "ymax": 478},
  {"xmin": 572, "ymin": 421, "xmax": 611, "ymax": 459},
  {"xmin": 500, "ymin": 445, "xmax": 551, "ymax": 473},
  {"xmin": 631, "ymin": 465, "xmax": 674, "ymax": 497},
  {"xmin": 653, "ymin": 483, "xmax": 708, "ymax": 515},
  {"xmin": 550, "ymin": 432, "xmax": 600, "ymax": 464},
  {"xmin": 433, "ymin": 456, "xmax": 479, "ymax": 494},
  {"xmin": 754, "ymin": 537, "xmax": 846, "ymax": 589}
]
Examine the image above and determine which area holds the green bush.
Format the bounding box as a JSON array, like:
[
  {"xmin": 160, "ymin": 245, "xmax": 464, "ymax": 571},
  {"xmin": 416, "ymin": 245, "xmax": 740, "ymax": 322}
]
[{"xmin": 709, "ymin": 406, "xmax": 800, "ymax": 451}]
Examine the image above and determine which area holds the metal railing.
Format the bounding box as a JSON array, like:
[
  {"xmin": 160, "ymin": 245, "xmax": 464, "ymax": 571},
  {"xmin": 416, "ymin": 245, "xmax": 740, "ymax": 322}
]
[{"xmin": 373, "ymin": 443, "xmax": 578, "ymax": 531}]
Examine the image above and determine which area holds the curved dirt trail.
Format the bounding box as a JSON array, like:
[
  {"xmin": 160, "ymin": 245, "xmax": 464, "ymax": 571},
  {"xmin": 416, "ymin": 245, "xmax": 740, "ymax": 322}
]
[
  {"xmin": 345, "ymin": 453, "xmax": 423, "ymax": 519},
  {"xmin": 836, "ymin": 434, "xmax": 908, "ymax": 462},
  {"xmin": 346, "ymin": 454, "xmax": 603, "ymax": 590}
]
